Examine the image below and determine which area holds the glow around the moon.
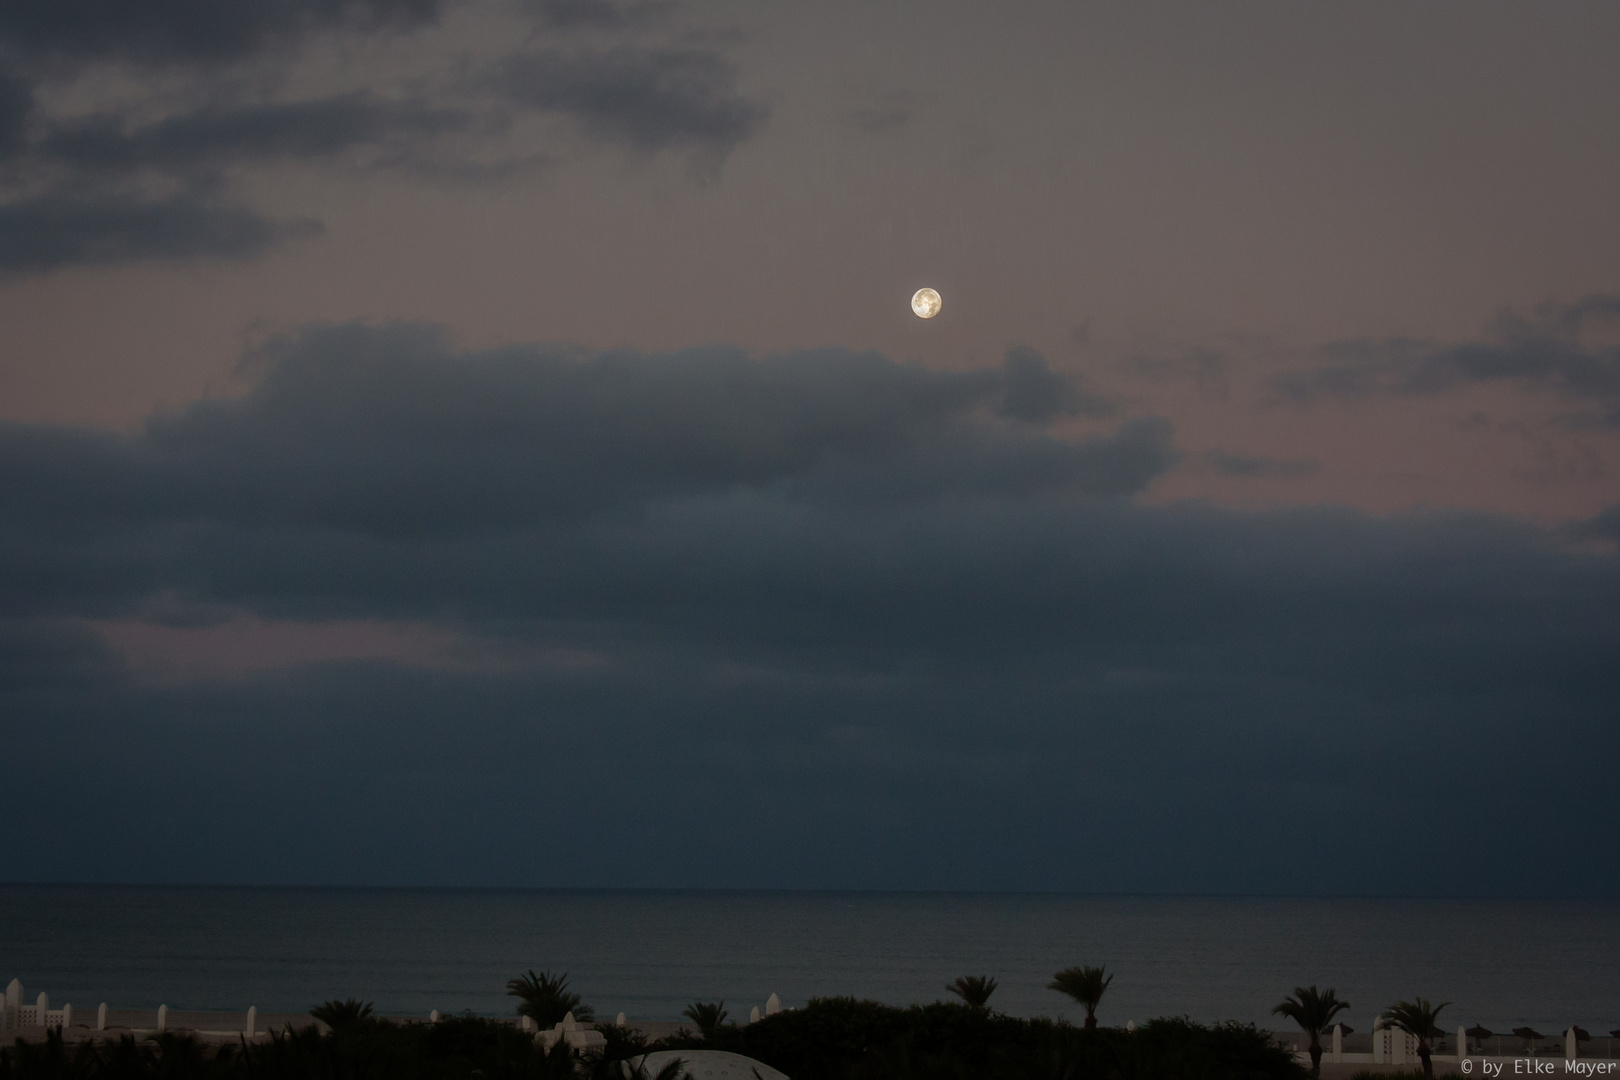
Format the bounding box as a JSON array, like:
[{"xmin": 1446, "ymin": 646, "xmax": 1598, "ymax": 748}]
[{"xmin": 911, "ymin": 288, "xmax": 942, "ymax": 319}]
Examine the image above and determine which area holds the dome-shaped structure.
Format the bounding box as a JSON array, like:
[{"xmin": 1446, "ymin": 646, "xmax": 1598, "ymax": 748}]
[{"xmin": 633, "ymin": 1050, "xmax": 789, "ymax": 1080}]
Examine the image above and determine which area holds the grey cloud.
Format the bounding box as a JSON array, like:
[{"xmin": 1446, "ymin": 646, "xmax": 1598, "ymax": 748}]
[
  {"xmin": 0, "ymin": 71, "xmax": 28, "ymax": 158},
  {"xmin": 2, "ymin": 91, "xmax": 490, "ymax": 275},
  {"xmin": 1568, "ymin": 504, "xmax": 1620, "ymax": 546},
  {"xmin": 21, "ymin": 46, "xmax": 768, "ymax": 185},
  {"xmin": 40, "ymin": 94, "xmax": 476, "ymax": 175},
  {"xmin": 0, "ymin": 0, "xmax": 444, "ymax": 69},
  {"xmin": 1273, "ymin": 295, "xmax": 1620, "ymax": 424},
  {"xmin": 487, "ymin": 47, "xmax": 766, "ymax": 154},
  {"xmin": 2, "ymin": 324, "xmax": 1616, "ymax": 893},
  {"xmin": 0, "ymin": 5, "xmax": 767, "ymax": 273},
  {"xmin": 3, "ymin": 509, "xmax": 1618, "ymax": 893},
  {"xmin": 4, "ymin": 594, "xmax": 1614, "ymax": 894},
  {"xmin": 998, "ymin": 344, "xmax": 1115, "ymax": 422},
  {"xmin": 0, "ymin": 619, "xmax": 121, "ymax": 693},
  {"xmin": 0, "ymin": 189, "xmax": 319, "ymax": 275},
  {"xmin": 0, "ymin": 325, "xmax": 1168, "ymax": 545}
]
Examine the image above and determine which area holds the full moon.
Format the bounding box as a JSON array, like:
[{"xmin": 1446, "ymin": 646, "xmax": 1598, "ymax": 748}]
[{"xmin": 911, "ymin": 288, "xmax": 942, "ymax": 319}]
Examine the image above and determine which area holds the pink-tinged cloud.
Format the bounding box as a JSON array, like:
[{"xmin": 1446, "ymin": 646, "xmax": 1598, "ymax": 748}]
[
  {"xmin": 88, "ymin": 614, "xmax": 603, "ymax": 681},
  {"xmin": 89, "ymin": 615, "xmax": 464, "ymax": 680}
]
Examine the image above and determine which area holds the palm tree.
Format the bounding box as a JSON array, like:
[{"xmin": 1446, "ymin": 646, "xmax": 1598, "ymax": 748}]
[
  {"xmin": 578, "ymin": 1024, "xmax": 655, "ymax": 1080},
  {"xmin": 947, "ymin": 975, "xmax": 998, "ymax": 1011},
  {"xmin": 634, "ymin": 1060, "xmax": 689, "ymax": 1080},
  {"xmin": 507, "ymin": 969, "xmax": 594, "ymax": 1027},
  {"xmin": 607, "ymin": 1057, "xmax": 688, "ymax": 1080},
  {"xmin": 1382, "ymin": 997, "xmax": 1451, "ymax": 1080},
  {"xmin": 1272, "ymin": 986, "xmax": 1350, "ymax": 1078},
  {"xmin": 1048, "ymin": 965, "xmax": 1113, "ymax": 1030},
  {"xmin": 681, "ymin": 1001, "xmax": 728, "ymax": 1040},
  {"xmin": 309, "ymin": 998, "xmax": 374, "ymax": 1028}
]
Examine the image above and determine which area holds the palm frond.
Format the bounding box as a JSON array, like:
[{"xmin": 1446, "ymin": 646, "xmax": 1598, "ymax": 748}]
[
  {"xmin": 681, "ymin": 1001, "xmax": 729, "ymax": 1040},
  {"xmin": 1047, "ymin": 965, "xmax": 1113, "ymax": 1029},
  {"xmin": 309, "ymin": 998, "xmax": 374, "ymax": 1028},
  {"xmin": 507, "ymin": 969, "xmax": 595, "ymax": 1026},
  {"xmin": 946, "ymin": 975, "xmax": 998, "ymax": 1010}
]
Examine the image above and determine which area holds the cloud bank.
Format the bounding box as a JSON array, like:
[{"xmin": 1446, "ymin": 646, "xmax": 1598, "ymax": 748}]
[
  {"xmin": 1, "ymin": 326, "xmax": 1616, "ymax": 893},
  {"xmin": 1275, "ymin": 296, "xmax": 1620, "ymax": 426},
  {"xmin": 0, "ymin": 0, "xmax": 767, "ymax": 273}
]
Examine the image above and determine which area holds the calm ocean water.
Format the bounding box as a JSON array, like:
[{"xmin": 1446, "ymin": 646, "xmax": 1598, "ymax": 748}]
[{"xmin": 1, "ymin": 887, "xmax": 1615, "ymax": 1033}]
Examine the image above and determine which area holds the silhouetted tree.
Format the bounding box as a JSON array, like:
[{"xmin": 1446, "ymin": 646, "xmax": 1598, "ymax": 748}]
[
  {"xmin": 946, "ymin": 975, "xmax": 998, "ymax": 1011},
  {"xmin": 1383, "ymin": 997, "xmax": 1451, "ymax": 1080},
  {"xmin": 508, "ymin": 969, "xmax": 594, "ymax": 1026},
  {"xmin": 1048, "ymin": 966, "xmax": 1113, "ymax": 1029},
  {"xmin": 309, "ymin": 998, "xmax": 374, "ymax": 1028},
  {"xmin": 682, "ymin": 1001, "xmax": 729, "ymax": 1040},
  {"xmin": 1272, "ymin": 985, "xmax": 1349, "ymax": 1078}
]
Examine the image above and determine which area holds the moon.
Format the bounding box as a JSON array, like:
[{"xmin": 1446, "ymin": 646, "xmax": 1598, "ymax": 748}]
[{"xmin": 911, "ymin": 288, "xmax": 942, "ymax": 319}]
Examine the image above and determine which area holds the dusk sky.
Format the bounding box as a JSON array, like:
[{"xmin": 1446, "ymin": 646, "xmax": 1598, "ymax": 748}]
[{"xmin": 3, "ymin": 0, "xmax": 1618, "ymax": 894}]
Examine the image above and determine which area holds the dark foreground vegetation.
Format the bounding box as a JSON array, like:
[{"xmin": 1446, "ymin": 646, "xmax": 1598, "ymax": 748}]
[
  {"xmin": 3, "ymin": 999, "xmax": 1305, "ymax": 1080},
  {"xmin": 675, "ymin": 998, "xmax": 1304, "ymax": 1080},
  {"xmin": 1, "ymin": 1017, "xmax": 589, "ymax": 1080}
]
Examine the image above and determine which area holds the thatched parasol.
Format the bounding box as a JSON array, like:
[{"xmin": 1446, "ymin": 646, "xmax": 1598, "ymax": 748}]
[{"xmin": 1466, "ymin": 1025, "xmax": 1493, "ymax": 1039}]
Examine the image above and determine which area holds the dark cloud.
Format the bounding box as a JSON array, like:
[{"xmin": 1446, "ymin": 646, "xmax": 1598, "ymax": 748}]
[
  {"xmin": 2, "ymin": 324, "xmax": 1616, "ymax": 892},
  {"xmin": 1273, "ymin": 296, "xmax": 1620, "ymax": 425},
  {"xmin": 39, "ymin": 94, "xmax": 475, "ymax": 175},
  {"xmin": 0, "ymin": 324, "xmax": 1160, "ymax": 545},
  {"xmin": 0, "ymin": 189, "xmax": 319, "ymax": 275},
  {"xmin": 0, "ymin": 71, "xmax": 29, "ymax": 159},
  {"xmin": 0, "ymin": 3, "xmax": 767, "ymax": 273},
  {"xmin": 0, "ymin": 0, "xmax": 444, "ymax": 69},
  {"xmin": 999, "ymin": 345, "xmax": 1115, "ymax": 423},
  {"xmin": 1568, "ymin": 503, "xmax": 1620, "ymax": 546},
  {"xmin": 487, "ymin": 47, "xmax": 766, "ymax": 154}
]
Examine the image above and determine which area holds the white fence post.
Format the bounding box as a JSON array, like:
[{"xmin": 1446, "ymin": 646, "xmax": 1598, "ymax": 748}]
[
  {"xmin": 1457, "ymin": 1025, "xmax": 1466, "ymax": 1062},
  {"xmin": 429, "ymin": 1010, "xmax": 440, "ymax": 1023},
  {"xmin": 1331, "ymin": 1024, "xmax": 1342, "ymax": 1062},
  {"xmin": 98, "ymin": 1003, "xmax": 108, "ymax": 1031},
  {"xmin": 61, "ymin": 1004, "xmax": 72, "ymax": 1029},
  {"xmin": 247, "ymin": 1006, "xmax": 257, "ymax": 1037},
  {"xmin": 616, "ymin": 1013, "xmax": 626, "ymax": 1028},
  {"xmin": 5, "ymin": 980, "xmax": 20, "ymax": 1013},
  {"xmin": 749, "ymin": 1006, "xmax": 761, "ymax": 1024},
  {"xmin": 1567, "ymin": 1028, "xmax": 1577, "ymax": 1060},
  {"xmin": 765, "ymin": 994, "xmax": 781, "ymax": 1016},
  {"xmin": 1373, "ymin": 1020, "xmax": 1383, "ymax": 1065},
  {"xmin": 158, "ymin": 1004, "xmax": 167, "ymax": 1032}
]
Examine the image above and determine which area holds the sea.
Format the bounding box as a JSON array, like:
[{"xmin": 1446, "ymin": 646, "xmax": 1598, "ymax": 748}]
[{"xmin": 1, "ymin": 887, "xmax": 1615, "ymax": 1033}]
